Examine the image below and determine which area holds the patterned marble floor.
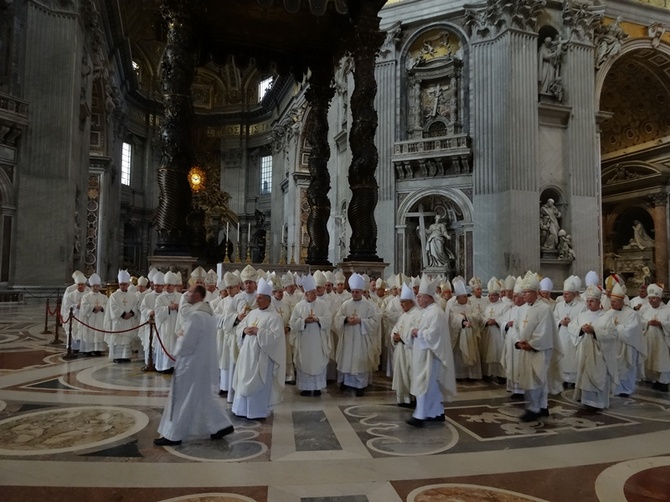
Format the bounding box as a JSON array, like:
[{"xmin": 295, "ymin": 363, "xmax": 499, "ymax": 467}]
[{"xmin": 1, "ymin": 301, "xmax": 669, "ymax": 502}]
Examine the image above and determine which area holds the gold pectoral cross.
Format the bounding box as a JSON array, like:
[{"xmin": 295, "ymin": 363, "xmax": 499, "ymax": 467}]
[
  {"xmin": 522, "ymin": 316, "xmax": 529, "ymax": 329},
  {"xmin": 614, "ymin": 317, "xmax": 619, "ymax": 326},
  {"xmin": 309, "ymin": 309, "xmax": 315, "ymax": 317},
  {"xmin": 278, "ymin": 308, "xmax": 284, "ymax": 317},
  {"xmin": 489, "ymin": 308, "xmax": 495, "ymax": 318},
  {"xmin": 122, "ymin": 296, "xmax": 127, "ymax": 306},
  {"xmin": 251, "ymin": 319, "xmax": 259, "ymax": 328}
]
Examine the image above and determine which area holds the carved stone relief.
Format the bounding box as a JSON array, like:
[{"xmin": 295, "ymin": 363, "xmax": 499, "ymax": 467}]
[{"xmin": 405, "ymin": 28, "xmax": 463, "ymax": 139}]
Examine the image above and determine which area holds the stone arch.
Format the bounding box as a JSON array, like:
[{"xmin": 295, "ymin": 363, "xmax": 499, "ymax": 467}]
[
  {"xmin": 596, "ymin": 38, "xmax": 670, "ymax": 104},
  {"xmin": 396, "ymin": 187, "xmax": 473, "ymax": 277}
]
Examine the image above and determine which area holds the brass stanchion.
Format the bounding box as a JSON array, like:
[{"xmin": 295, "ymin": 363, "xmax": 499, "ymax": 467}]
[
  {"xmin": 142, "ymin": 314, "xmax": 156, "ymax": 372},
  {"xmin": 51, "ymin": 298, "xmax": 62, "ymax": 345},
  {"xmin": 62, "ymin": 307, "xmax": 77, "ymax": 360},
  {"xmin": 41, "ymin": 299, "xmax": 52, "ymax": 334},
  {"xmin": 235, "ymin": 239, "xmax": 242, "ymax": 263}
]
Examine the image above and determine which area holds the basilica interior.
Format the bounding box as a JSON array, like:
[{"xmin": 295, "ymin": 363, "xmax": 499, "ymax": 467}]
[{"xmin": 2, "ymin": 0, "xmax": 670, "ymax": 500}]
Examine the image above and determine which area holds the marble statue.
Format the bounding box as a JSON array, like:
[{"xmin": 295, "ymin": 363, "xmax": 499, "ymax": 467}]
[
  {"xmin": 540, "ymin": 199, "xmax": 561, "ymax": 250},
  {"xmin": 538, "ymin": 36, "xmax": 567, "ymax": 99},
  {"xmin": 557, "ymin": 230, "xmax": 575, "ymax": 261},
  {"xmin": 594, "ymin": 17, "xmax": 627, "ymax": 70},
  {"xmin": 632, "ymin": 220, "xmax": 655, "ymax": 250},
  {"xmin": 426, "ymin": 214, "xmax": 451, "ymax": 268}
]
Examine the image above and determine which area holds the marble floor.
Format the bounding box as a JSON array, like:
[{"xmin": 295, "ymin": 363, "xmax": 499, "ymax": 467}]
[{"xmin": 1, "ymin": 302, "xmax": 669, "ymax": 502}]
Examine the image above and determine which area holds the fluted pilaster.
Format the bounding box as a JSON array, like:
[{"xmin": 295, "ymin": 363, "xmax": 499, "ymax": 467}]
[{"xmin": 471, "ymin": 29, "xmax": 540, "ymax": 278}]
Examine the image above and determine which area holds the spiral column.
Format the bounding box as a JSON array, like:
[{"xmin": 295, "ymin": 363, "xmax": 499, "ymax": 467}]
[
  {"xmin": 153, "ymin": 0, "xmax": 198, "ymax": 255},
  {"xmin": 305, "ymin": 63, "xmax": 335, "ymax": 267},
  {"xmin": 346, "ymin": 1, "xmax": 384, "ymax": 262}
]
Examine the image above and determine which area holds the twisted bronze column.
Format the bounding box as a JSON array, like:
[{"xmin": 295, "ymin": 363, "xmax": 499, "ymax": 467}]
[
  {"xmin": 153, "ymin": 0, "xmax": 198, "ymax": 255},
  {"xmin": 346, "ymin": 2, "xmax": 384, "ymax": 262},
  {"xmin": 305, "ymin": 64, "xmax": 335, "ymax": 266}
]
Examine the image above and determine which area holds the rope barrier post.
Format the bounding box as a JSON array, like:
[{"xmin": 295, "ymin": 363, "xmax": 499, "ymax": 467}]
[
  {"xmin": 62, "ymin": 307, "xmax": 77, "ymax": 360},
  {"xmin": 56, "ymin": 298, "xmax": 62, "ymax": 327},
  {"xmin": 52, "ymin": 299, "xmax": 62, "ymax": 345},
  {"xmin": 41, "ymin": 299, "xmax": 52, "ymax": 335},
  {"xmin": 142, "ymin": 314, "xmax": 156, "ymax": 372}
]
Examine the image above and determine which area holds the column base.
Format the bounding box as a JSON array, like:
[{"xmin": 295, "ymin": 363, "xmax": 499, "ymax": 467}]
[{"xmin": 337, "ymin": 260, "xmax": 389, "ymax": 280}]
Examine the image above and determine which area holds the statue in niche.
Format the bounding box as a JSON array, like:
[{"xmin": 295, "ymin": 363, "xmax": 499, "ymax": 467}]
[
  {"xmin": 594, "ymin": 17, "xmax": 627, "ymax": 70},
  {"xmin": 540, "ymin": 198, "xmax": 562, "ymax": 250},
  {"xmin": 557, "ymin": 230, "xmax": 576, "ymax": 261},
  {"xmin": 631, "ymin": 220, "xmax": 655, "ymax": 250},
  {"xmin": 426, "ymin": 214, "xmax": 451, "ymax": 268},
  {"xmin": 538, "ymin": 36, "xmax": 567, "ymax": 100}
]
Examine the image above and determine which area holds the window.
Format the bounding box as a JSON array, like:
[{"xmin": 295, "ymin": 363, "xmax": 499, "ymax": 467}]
[
  {"xmin": 121, "ymin": 142, "xmax": 132, "ymax": 186},
  {"xmin": 260, "ymin": 155, "xmax": 272, "ymax": 194},
  {"xmin": 258, "ymin": 77, "xmax": 274, "ymax": 102}
]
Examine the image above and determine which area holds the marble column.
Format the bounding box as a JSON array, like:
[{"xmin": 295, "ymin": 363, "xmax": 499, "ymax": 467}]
[
  {"xmin": 649, "ymin": 193, "xmax": 668, "ymax": 286},
  {"xmin": 304, "ymin": 63, "xmax": 335, "ymax": 267},
  {"xmin": 153, "ymin": 0, "xmax": 198, "ymax": 255},
  {"xmin": 346, "ymin": 1, "xmax": 384, "ymax": 263},
  {"xmin": 562, "ymin": 6, "xmax": 604, "ymax": 279},
  {"xmin": 470, "ymin": 26, "xmax": 540, "ymax": 278}
]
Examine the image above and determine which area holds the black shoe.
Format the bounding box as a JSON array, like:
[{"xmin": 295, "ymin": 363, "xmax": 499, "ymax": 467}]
[
  {"xmin": 162, "ymin": 368, "xmax": 174, "ymax": 375},
  {"xmin": 153, "ymin": 437, "xmax": 182, "ymax": 446},
  {"xmin": 398, "ymin": 402, "xmax": 414, "ymax": 409},
  {"xmin": 582, "ymin": 405, "xmax": 600, "ymax": 413},
  {"xmin": 510, "ymin": 393, "xmax": 524, "ymax": 400},
  {"xmin": 121, "ymin": 358, "xmax": 131, "ymax": 363},
  {"xmin": 218, "ymin": 390, "xmax": 227, "ymax": 397},
  {"xmin": 519, "ymin": 410, "xmax": 540, "ymax": 422},
  {"xmin": 113, "ymin": 359, "xmax": 121, "ymax": 363},
  {"xmin": 93, "ymin": 351, "xmax": 102, "ymax": 357},
  {"xmin": 355, "ymin": 388, "xmax": 365, "ymax": 397},
  {"xmin": 406, "ymin": 417, "xmax": 425, "ymax": 427},
  {"xmin": 286, "ymin": 380, "xmax": 296, "ymax": 385},
  {"xmin": 658, "ymin": 383, "xmax": 669, "ymax": 392},
  {"xmin": 539, "ymin": 408, "xmax": 550, "ymax": 417},
  {"xmin": 339, "ymin": 382, "xmax": 348, "ymax": 391},
  {"xmin": 210, "ymin": 425, "xmax": 234, "ymax": 440},
  {"xmin": 427, "ymin": 414, "xmax": 446, "ymax": 422},
  {"xmin": 300, "ymin": 390, "xmax": 310, "ymax": 396},
  {"xmin": 497, "ymin": 377, "xmax": 507, "ymax": 385},
  {"xmin": 618, "ymin": 393, "xmax": 630, "ymax": 398},
  {"xmin": 313, "ymin": 390, "xmax": 321, "ymax": 397}
]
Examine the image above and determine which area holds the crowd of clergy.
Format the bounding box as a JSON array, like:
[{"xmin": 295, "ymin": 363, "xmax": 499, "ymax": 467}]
[{"xmin": 59, "ymin": 264, "xmax": 670, "ymax": 429}]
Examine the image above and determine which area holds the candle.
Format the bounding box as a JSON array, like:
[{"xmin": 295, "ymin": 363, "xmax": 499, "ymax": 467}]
[
  {"xmin": 281, "ymin": 224, "xmax": 284, "ymax": 243},
  {"xmin": 248, "ymin": 222, "xmax": 251, "ymax": 238},
  {"xmin": 237, "ymin": 223, "xmax": 240, "ymax": 241},
  {"xmin": 226, "ymin": 222, "xmax": 229, "ymax": 240}
]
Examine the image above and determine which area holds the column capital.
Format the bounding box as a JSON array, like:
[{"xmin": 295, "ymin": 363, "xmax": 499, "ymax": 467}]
[
  {"xmin": 648, "ymin": 192, "xmax": 668, "ymax": 208},
  {"xmin": 465, "ymin": 0, "xmax": 546, "ymax": 40}
]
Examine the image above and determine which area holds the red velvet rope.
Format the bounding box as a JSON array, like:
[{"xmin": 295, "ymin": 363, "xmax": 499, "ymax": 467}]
[{"xmin": 64, "ymin": 313, "xmax": 176, "ymax": 362}]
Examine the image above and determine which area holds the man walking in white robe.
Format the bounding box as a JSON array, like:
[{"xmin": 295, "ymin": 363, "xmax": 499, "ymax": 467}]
[
  {"xmin": 154, "ymin": 285, "xmax": 234, "ymax": 446},
  {"xmin": 639, "ymin": 284, "xmax": 670, "ymax": 392},
  {"xmin": 391, "ymin": 284, "xmax": 421, "ymax": 407},
  {"xmin": 407, "ymin": 275, "xmax": 457, "ymax": 427},
  {"xmin": 555, "ymin": 276, "xmax": 586, "ymax": 387},
  {"xmin": 79, "ymin": 273, "xmax": 107, "ymax": 356},
  {"xmin": 232, "ymin": 278, "xmax": 286, "ymax": 419},
  {"xmin": 513, "ymin": 273, "xmax": 556, "ymax": 422},
  {"xmin": 154, "ymin": 272, "xmax": 183, "ymax": 373},
  {"xmin": 570, "ymin": 285, "xmax": 619, "ymax": 410},
  {"xmin": 334, "ymin": 273, "xmax": 379, "ymax": 396},
  {"xmin": 609, "ymin": 283, "xmax": 646, "ymax": 397},
  {"xmin": 289, "ymin": 275, "xmax": 332, "ymax": 397},
  {"xmin": 104, "ymin": 270, "xmax": 139, "ymax": 362}
]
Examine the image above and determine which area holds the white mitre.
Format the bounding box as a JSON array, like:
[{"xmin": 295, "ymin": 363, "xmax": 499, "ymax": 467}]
[{"xmin": 400, "ymin": 283, "xmax": 415, "ymax": 301}]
